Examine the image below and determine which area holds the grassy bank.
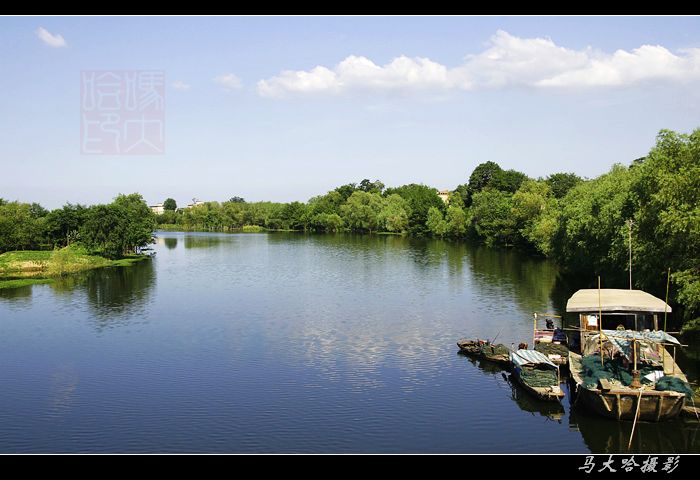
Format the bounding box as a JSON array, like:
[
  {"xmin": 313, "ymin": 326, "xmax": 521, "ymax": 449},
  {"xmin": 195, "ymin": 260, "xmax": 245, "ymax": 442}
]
[{"xmin": 0, "ymin": 246, "xmax": 148, "ymax": 289}]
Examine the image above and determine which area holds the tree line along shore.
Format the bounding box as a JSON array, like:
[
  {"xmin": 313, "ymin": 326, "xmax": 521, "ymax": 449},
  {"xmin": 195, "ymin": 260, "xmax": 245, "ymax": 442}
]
[{"xmin": 1, "ymin": 128, "xmax": 698, "ymax": 333}]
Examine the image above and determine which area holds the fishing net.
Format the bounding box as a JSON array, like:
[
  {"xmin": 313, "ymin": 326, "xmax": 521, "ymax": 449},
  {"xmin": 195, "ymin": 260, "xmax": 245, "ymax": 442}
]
[
  {"xmin": 535, "ymin": 343, "xmax": 569, "ymax": 357},
  {"xmin": 654, "ymin": 376, "xmax": 694, "ymax": 398},
  {"xmin": 519, "ymin": 366, "xmax": 558, "ymax": 388},
  {"xmin": 580, "ymin": 354, "xmax": 657, "ymax": 388},
  {"xmin": 481, "ymin": 343, "xmax": 510, "ymax": 357}
]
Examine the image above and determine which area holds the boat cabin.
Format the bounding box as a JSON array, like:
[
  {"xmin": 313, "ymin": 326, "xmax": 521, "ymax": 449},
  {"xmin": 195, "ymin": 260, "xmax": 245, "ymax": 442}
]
[{"xmin": 566, "ymin": 288, "xmax": 671, "ymax": 334}]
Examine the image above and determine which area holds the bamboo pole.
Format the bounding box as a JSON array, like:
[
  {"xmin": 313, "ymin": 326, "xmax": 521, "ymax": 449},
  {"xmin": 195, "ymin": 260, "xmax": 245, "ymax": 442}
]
[
  {"xmin": 628, "ymin": 219, "xmax": 633, "ymax": 290},
  {"xmin": 533, "ymin": 313, "xmax": 537, "ymax": 347},
  {"xmin": 664, "ymin": 268, "xmax": 671, "ymax": 332},
  {"xmin": 598, "ymin": 276, "xmax": 604, "ymax": 366},
  {"xmin": 672, "ymin": 346, "xmax": 676, "ymax": 375},
  {"xmin": 628, "ymin": 386, "xmax": 644, "ymax": 451}
]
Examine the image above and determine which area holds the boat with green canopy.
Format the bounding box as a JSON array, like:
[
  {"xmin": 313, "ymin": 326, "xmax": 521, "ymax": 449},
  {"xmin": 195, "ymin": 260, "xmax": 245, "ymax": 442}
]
[{"xmin": 510, "ymin": 349, "xmax": 565, "ymax": 402}]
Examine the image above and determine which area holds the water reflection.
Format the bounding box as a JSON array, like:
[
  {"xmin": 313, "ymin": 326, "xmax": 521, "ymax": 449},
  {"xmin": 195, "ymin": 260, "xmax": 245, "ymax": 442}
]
[
  {"xmin": 184, "ymin": 233, "xmax": 234, "ymax": 249},
  {"xmin": 82, "ymin": 259, "xmax": 156, "ymax": 329},
  {"xmin": 465, "ymin": 245, "xmax": 558, "ymax": 314},
  {"xmin": 570, "ymin": 409, "xmax": 700, "ymax": 454},
  {"xmin": 0, "ymin": 231, "xmax": 697, "ymax": 453},
  {"xmin": 0, "ymin": 284, "xmax": 33, "ymax": 303}
]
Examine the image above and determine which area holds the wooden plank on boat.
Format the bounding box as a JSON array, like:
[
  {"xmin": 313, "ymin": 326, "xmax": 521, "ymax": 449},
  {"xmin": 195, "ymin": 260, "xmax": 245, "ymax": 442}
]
[{"xmin": 598, "ymin": 378, "xmax": 613, "ymax": 392}]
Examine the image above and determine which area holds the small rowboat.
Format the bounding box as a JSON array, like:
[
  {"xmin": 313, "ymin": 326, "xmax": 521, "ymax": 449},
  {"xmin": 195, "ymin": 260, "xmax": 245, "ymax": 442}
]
[
  {"xmin": 510, "ymin": 349, "xmax": 565, "ymax": 402},
  {"xmin": 457, "ymin": 339, "xmax": 511, "ymax": 367},
  {"xmin": 456, "ymin": 338, "xmax": 483, "ymax": 355}
]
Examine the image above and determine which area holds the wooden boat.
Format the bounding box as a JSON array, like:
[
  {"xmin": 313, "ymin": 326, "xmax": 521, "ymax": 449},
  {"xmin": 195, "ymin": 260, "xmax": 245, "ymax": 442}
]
[
  {"xmin": 532, "ymin": 312, "xmax": 569, "ymax": 367},
  {"xmin": 456, "ymin": 338, "xmax": 483, "ymax": 355},
  {"xmin": 566, "ymin": 288, "xmax": 690, "ymax": 422},
  {"xmin": 569, "ymin": 352, "xmax": 685, "ymax": 421},
  {"xmin": 510, "ymin": 349, "xmax": 565, "ymax": 402},
  {"xmin": 457, "ymin": 339, "xmax": 511, "ymax": 367},
  {"xmin": 479, "ymin": 343, "xmax": 511, "ymax": 366}
]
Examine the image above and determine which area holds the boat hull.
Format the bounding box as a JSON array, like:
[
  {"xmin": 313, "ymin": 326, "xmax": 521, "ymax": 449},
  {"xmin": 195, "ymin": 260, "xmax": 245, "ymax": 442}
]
[
  {"xmin": 575, "ymin": 385, "xmax": 685, "ymax": 421},
  {"xmin": 569, "ymin": 352, "xmax": 686, "ymax": 421},
  {"xmin": 513, "ymin": 371, "xmax": 565, "ymax": 402}
]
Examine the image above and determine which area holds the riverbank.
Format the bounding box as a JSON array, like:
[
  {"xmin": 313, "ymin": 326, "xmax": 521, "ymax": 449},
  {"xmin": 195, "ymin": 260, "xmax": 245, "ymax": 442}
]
[{"xmin": 0, "ymin": 246, "xmax": 149, "ymax": 289}]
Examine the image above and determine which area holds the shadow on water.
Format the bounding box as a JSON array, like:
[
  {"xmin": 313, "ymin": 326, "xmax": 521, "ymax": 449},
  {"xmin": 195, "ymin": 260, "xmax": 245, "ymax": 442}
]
[
  {"xmin": 163, "ymin": 237, "xmax": 177, "ymax": 250},
  {"xmin": 35, "ymin": 258, "xmax": 157, "ymax": 330},
  {"xmin": 82, "ymin": 258, "xmax": 156, "ymax": 329},
  {"xmin": 465, "ymin": 245, "xmax": 558, "ymax": 314},
  {"xmin": 0, "ymin": 284, "xmax": 34, "ymax": 302},
  {"xmin": 569, "ymin": 408, "xmax": 700, "ymax": 454},
  {"xmin": 459, "ymin": 351, "xmax": 567, "ymax": 423}
]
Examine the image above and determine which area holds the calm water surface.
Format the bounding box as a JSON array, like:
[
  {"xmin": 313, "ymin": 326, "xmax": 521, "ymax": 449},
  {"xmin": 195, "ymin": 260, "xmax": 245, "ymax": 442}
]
[{"xmin": 0, "ymin": 232, "xmax": 697, "ymax": 453}]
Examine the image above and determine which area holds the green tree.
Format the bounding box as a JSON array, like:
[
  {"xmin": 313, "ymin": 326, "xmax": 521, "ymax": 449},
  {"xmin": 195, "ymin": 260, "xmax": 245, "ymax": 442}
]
[
  {"xmin": 280, "ymin": 201, "xmax": 307, "ymax": 230},
  {"xmin": 384, "ymin": 184, "xmax": 444, "ymax": 235},
  {"xmin": 44, "ymin": 204, "xmax": 88, "ymax": 248},
  {"xmin": 310, "ymin": 213, "xmax": 344, "ymax": 232},
  {"xmin": 163, "ymin": 198, "xmax": 177, "ymax": 211},
  {"xmin": 0, "ymin": 201, "xmax": 43, "ymax": 252},
  {"xmin": 511, "ymin": 180, "xmax": 557, "ymax": 253},
  {"xmin": 630, "ymin": 129, "xmax": 700, "ymax": 328},
  {"xmin": 546, "ymin": 172, "xmax": 583, "ymax": 199},
  {"xmin": 492, "ymin": 169, "xmax": 529, "ymax": 193},
  {"xmin": 358, "ymin": 179, "xmax": 385, "ymax": 194},
  {"xmin": 470, "ymin": 190, "xmax": 517, "ymax": 246},
  {"xmin": 340, "ymin": 191, "xmax": 384, "ymax": 232},
  {"xmin": 468, "ymin": 161, "xmax": 503, "ymax": 195},
  {"xmin": 426, "ymin": 207, "xmax": 448, "ymax": 237},
  {"xmin": 377, "ymin": 194, "xmax": 410, "ymax": 233},
  {"xmin": 551, "ymin": 164, "xmax": 635, "ymax": 278},
  {"xmin": 446, "ymin": 205, "xmax": 467, "ymax": 237}
]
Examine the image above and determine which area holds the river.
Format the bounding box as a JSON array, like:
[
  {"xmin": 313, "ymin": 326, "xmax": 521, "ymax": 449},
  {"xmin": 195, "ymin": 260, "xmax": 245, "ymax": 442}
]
[{"xmin": 0, "ymin": 231, "xmax": 697, "ymax": 453}]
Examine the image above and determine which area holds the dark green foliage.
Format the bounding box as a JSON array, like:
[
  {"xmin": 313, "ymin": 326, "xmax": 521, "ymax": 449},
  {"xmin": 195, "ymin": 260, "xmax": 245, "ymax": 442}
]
[
  {"xmin": 384, "ymin": 184, "xmax": 444, "ymax": 235},
  {"xmin": 468, "ymin": 161, "xmax": 503, "ymax": 195},
  {"xmin": 163, "ymin": 198, "xmax": 177, "ymax": 211},
  {"xmin": 492, "ymin": 169, "xmax": 529, "ymax": 194},
  {"xmin": 79, "ymin": 194, "xmax": 156, "ymax": 259},
  {"xmin": 546, "ymin": 172, "xmax": 583, "ymax": 199}
]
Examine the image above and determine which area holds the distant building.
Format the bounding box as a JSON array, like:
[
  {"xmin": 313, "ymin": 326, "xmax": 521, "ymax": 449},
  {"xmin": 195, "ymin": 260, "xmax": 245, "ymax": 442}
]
[
  {"xmin": 437, "ymin": 189, "xmax": 450, "ymax": 204},
  {"xmin": 149, "ymin": 203, "xmax": 165, "ymax": 215},
  {"xmin": 186, "ymin": 200, "xmax": 206, "ymax": 209}
]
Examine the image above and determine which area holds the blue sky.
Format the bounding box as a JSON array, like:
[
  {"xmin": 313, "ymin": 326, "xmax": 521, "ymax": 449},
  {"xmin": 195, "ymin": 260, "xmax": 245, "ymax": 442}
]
[{"xmin": 1, "ymin": 16, "xmax": 700, "ymax": 208}]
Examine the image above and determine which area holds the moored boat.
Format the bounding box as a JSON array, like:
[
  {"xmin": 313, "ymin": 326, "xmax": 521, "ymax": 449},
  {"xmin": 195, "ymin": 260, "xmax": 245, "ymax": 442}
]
[
  {"xmin": 566, "ymin": 288, "xmax": 692, "ymax": 422},
  {"xmin": 510, "ymin": 349, "xmax": 565, "ymax": 402},
  {"xmin": 569, "ymin": 351, "xmax": 686, "ymax": 421},
  {"xmin": 480, "ymin": 343, "xmax": 511, "ymax": 366},
  {"xmin": 532, "ymin": 312, "xmax": 569, "ymax": 367},
  {"xmin": 456, "ymin": 338, "xmax": 483, "ymax": 355},
  {"xmin": 457, "ymin": 339, "xmax": 511, "ymax": 366}
]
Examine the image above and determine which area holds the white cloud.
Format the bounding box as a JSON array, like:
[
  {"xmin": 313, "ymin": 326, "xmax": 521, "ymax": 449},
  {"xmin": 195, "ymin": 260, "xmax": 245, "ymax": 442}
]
[
  {"xmin": 172, "ymin": 80, "xmax": 191, "ymax": 91},
  {"xmin": 35, "ymin": 26, "xmax": 67, "ymax": 48},
  {"xmin": 214, "ymin": 73, "xmax": 242, "ymax": 91},
  {"xmin": 257, "ymin": 30, "xmax": 700, "ymax": 97}
]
